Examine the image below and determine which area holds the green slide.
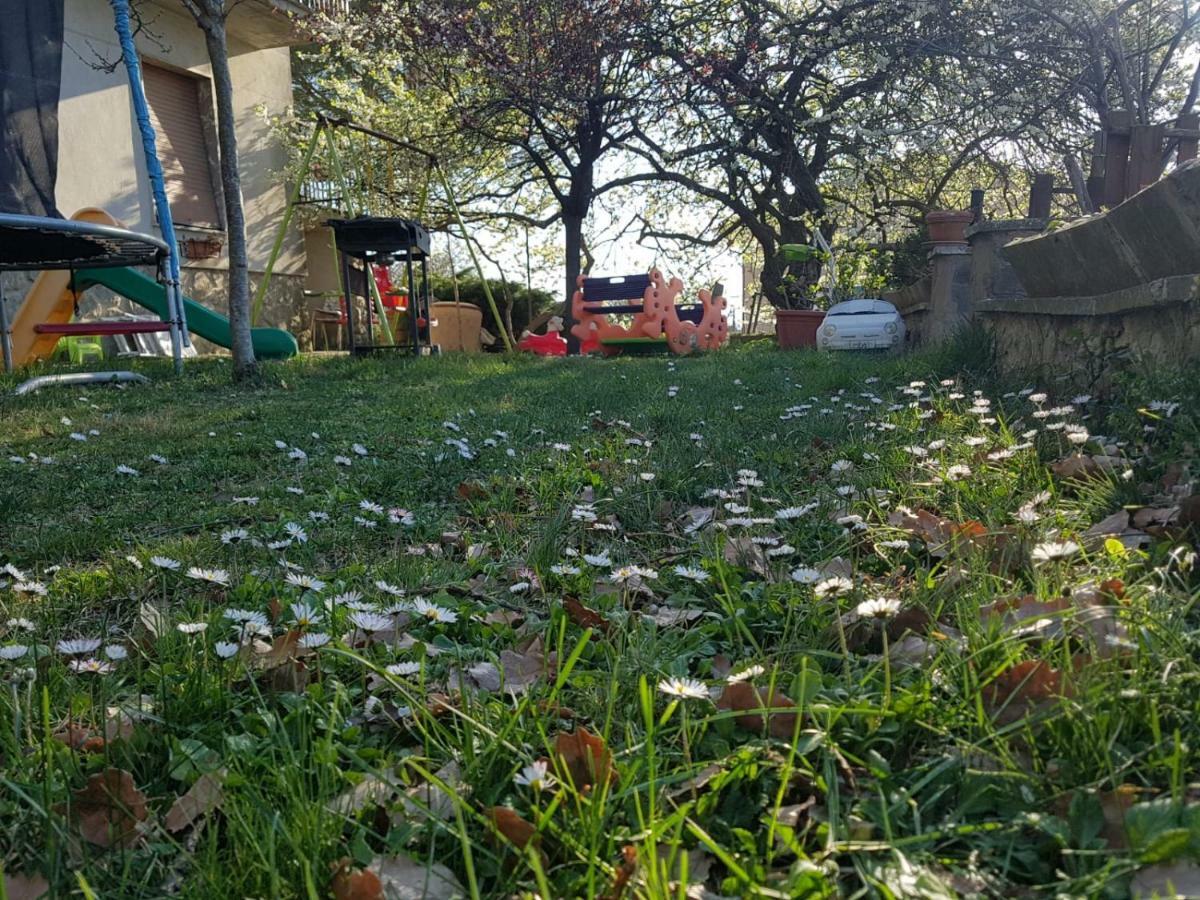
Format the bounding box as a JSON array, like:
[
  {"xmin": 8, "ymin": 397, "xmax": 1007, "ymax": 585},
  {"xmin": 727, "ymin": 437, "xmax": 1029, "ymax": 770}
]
[{"xmin": 74, "ymin": 266, "xmax": 298, "ymax": 360}]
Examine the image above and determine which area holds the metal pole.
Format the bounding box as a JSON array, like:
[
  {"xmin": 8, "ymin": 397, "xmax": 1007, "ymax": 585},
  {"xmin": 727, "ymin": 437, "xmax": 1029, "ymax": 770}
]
[
  {"xmin": 0, "ymin": 276, "xmax": 12, "ymax": 374},
  {"xmin": 406, "ymin": 254, "xmax": 418, "ymax": 352},
  {"xmin": 161, "ymin": 258, "xmax": 183, "ymax": 375},
  {"xmin": 341, "ymin": 250, "xmax": 357, "ymax": 354}
]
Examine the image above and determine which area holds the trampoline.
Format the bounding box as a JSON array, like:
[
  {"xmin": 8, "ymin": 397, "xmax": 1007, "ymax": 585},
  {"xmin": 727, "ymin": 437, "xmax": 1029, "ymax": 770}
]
[{"xmin": 0, "ymin": 212, "xmax": 169, "ymax": 271}]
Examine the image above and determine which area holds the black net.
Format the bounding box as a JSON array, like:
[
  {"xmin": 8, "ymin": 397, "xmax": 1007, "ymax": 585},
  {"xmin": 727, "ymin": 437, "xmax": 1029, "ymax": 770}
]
[{"xmin": 0, "ymin": 0, "xmax": 64, "ymax": 218}]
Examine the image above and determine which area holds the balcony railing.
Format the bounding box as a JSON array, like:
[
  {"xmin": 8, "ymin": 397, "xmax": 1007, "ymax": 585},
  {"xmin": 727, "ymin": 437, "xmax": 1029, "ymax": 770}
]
[{"xmin": 294, "ymin": 0, "xmax": 352, "ymax": 15}]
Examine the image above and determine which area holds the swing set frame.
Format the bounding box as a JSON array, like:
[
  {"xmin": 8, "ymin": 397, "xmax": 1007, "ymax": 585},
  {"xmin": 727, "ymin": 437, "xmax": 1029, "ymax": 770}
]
[{"xmin": 250, "ymin": 115, "xmax": 512, "ymax": 353}]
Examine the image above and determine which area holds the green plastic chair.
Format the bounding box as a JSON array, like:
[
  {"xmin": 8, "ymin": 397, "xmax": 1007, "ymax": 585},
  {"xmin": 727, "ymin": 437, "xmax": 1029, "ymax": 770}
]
[{"xmin": 63, "ymin": 335, "xmax": 105, "ymax": 365}]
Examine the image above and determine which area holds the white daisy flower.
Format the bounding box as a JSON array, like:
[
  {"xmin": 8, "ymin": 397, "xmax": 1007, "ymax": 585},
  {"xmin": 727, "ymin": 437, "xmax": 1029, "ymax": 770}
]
[
  {"xmin": 1032, "ymin": 540, "xmax": 1081, "ymax": 563},
  {"xmin": 583, "ymin": 551, "xmax": 612, "ymax": 567},
  {"xmin": 513, "ymin": 760, "xmax": 554, "ymax": 792},
  {"xmin": 233, "ymin": 496, "xmax": 260, "ymax": 505},
  {"xmin": 69, "ymin": 658, "xmax": 114, "ymax": 675},
  {"xmin": 176, "ymin": 622, "xmax": 208, "ymax": 635},
  {"xmin": 657, "ymin": 676, "xmax": 709, "ymax": 700},
  {"xmin": 115, "ymin": 464, "xmax": 140, "ymax": 477},
  {"xmin": 298, "ymin": 632, "xmax": 330, "ymax": 649},
  {"xmin": 187, "ymin": 567, "xmax": 230, "ymax": 586},
  {"xmin": 413, "ymin": 598, "xmax": 457, "ymax": 624},
  {"xmin": 814, "ymin": 576, "xmax": 853, "ymax": 599},
  {"xmin": 221, "ymin": 528, "xmax": 250, "ymax": 544},
  {"xmin": 551, "ymin": 564, "xmax": 581, "ymax": 576},
  {"xmin": 359, "ymin": 500, "xmax": 384, "ymax": 516},
  {"xmin": 288, "ymin": 448, "xmax": 307, "ymax": 461},
  {"xmin": 349, "ymin": 611, "xmax": 393, "ymax": 632},
  {"xmin": 790, "ymin": 567, "xmax": 822, "ymax": 584},
  {"xmin": 352, "ymin": 443, "xmax": 369, "ymax": 457},
  {"xmin": 855, "ymin": 598, "xmax": 902, "ymax": 620},
  {"xmin": 727, "ymin": 664, "xmax": 765, "ymax": 684},
  {"xmin": 57, "ymin": 638, "xmax": 102, "ymax": 656},
  {"xmin": 150, "ymin": 556, "xmax": 182, "ymax": 571},
  {"xmin": 673, "ymin": 565, "xmax": 709, "ymax": 582},
  {"xmin": 333, "ymin": 455, "xmax": 353, "ymax": 466},
  {"xmin": 0, "ymin": 645, "xmax": 29, "ymax": 661},
  {"xmin": 285, "ymin": 572, "xmax": 325, "ymax": 592},
  {"xmin": 214, "ymin": 641, "xmax": 241, "ymax": 659},
  {"xmin": 104, "ymin": 644, "xmax": 128, "ymax": 660},
  {"xmin": 13, "ymin": 581, "xmax": 47, "ymax": 596},
  {"xmin": 385, "ymin": 661, "xmax": 421, "ymax": 677}
]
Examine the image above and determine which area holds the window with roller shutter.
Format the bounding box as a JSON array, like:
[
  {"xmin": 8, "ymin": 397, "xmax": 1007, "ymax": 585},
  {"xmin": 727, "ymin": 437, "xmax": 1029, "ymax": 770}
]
[{"xmin": 141, "ymin": 62, "xmax": 222, "ymax": 230}]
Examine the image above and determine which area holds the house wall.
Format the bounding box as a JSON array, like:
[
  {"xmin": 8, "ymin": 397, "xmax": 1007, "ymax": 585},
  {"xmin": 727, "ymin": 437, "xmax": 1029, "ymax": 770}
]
[{"xmin": 36, "ymin": 0, "xmax": 310, "ymax": 347}]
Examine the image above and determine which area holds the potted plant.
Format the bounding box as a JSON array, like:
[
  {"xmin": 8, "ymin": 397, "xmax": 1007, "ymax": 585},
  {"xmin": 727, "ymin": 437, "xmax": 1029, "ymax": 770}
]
[
  {"xmin": 924, "ymin": 210, "xmax": 974, "ymax": 244},
  {"xmin": 773, "ymin": 243, "xmax": 828, "ymax": 349}
]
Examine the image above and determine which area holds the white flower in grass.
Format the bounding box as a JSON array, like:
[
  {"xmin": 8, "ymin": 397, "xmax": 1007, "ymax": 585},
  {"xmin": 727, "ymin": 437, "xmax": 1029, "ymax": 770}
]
[
  {"xmin": 1065, "ymin": 427, "xmax": 1090, "ymax": 446},
  {"xmin": 790, "ymin": 567, "xmax": 822, "ymax": 584},
  {"xmin": 148, "ymin": 454, "xmax": 168, "ymax": 465},
  {"xmin": 187, "ymin": 567, "xmax": 230, "ymax": 586},
  {"xmin": 610, "ymin": 565, "xmax": 657, "ymax": 583},
  {"xmin": 389, "ymin": 508, "xmax": 415, "ymax": 526},
  {"xmin": 766, "ymin": 544, "xmax": 795, "ymax": 558},
  {"xmin": 386, "ymin": 661, "xmax": 421, "ymax": 677},
  {"xmin": 855, "ymin": 597, "xmax": 902, "ymax": 620},
  {"xmin": 830, "ymin": 459, "xmax": 854, "ymax": 473},
  {"xmin": 286, "ymin": 572, "xmax": 325, "ymax": 592},
  {"xmin": 274, "ymin": 440, "xmax": 289, "ymax": 450},
  {"xmin": 814, "ymin": 576, "xmax": 853, "ymax": 599},
  {"xmin": 104, "ymin": 644, "xmax": 128, "ymax": 660},
  {"xmin": 673, "ymin": 565, "xmax": 709, "ymax": 583},
  {"xmin": 7, "ymin": 617, "xmax": 35, "ymax": 631},
  {"xmin": 0, "ymin": 645, "xmax": 29, "ymax": 660},
  {"xmin": 927, "ymin": 440, "xmax": 947, "ymax": 451},
  {"xmin": 2, "ymin": 563, "xmax": 26, "ymax": 580},
  {"xmin": 551, "ymin": 564, "xmax": 581, "ymax": 576},
  {"xmin": 290, "ymin": 602, "xmax": 322, "ymax": 627},
  {"xmin": 284, "ymin": 522, "xmax": 308, "ymax": 543},
  {"xmin": 70, "ymin": 432, "xmax": 87, "ymax": 442},
  {"xmin": 288, "ymin": 447, "xmax": 307, "ymax": 461},
  {"xmin": 267, "ymin": 539, "xmax": 292, "ymax": 551},
  {"xmin": 221, "ymin": 528, "xmax": 249, "ymax": 544},
  {"xmin": 298, "ymin": 632, "xmax": 330, "ymax": 649},
  {"xmin": 514, "ymin": 760, "xmax": 555, "ymax": 792},
  {"xmin": 727, "ymin": 664, "xmax": 765, "ymax": 684},
  {"xmin": 69, "ymin": 658, "xmax": 114, "ymax": 675},
  {"xmin": 350, "ymin": 611, "xmax": 392, "ymax": 633},
  {"xmin": 878, "ymin": 539, "xmax": 911, "ymax": 550},
  {"xmin": 233, "ymin": 496, "xmax": 260, "ymax": 506},
  {"xmin": 963, "ymin": 436, "xmax": 987, "ymax": 447},
  {"xmin": 214, "ymin": 641, "xmax": 241, "ymax": 659},
  {"xmin": 328, "ymin": 591, "xmax": 364, "ymax": 610},
  {"xmin": 359, "ymin": 500, "xmax": 385, "ymax": 516},
  {"xmin": 944, "ymin": 464, "xmax": 973, "ymax": 481},
  {"xmin": 177, "ymin": 622, "xmax": 208, "ymax": 635},
  {"xmin": 583, "ymin": 551, "xmax": 612, "ymax": 567},
  {"xmin": 374, "ymin": 580, "xmax": 405, "ymax": 597},
  {"xmin": 116, "ymin": 464, "xmax": 140, "ymax": 477},
  {"xmin": 150, "ymin": 556, "xmax": 181, "ymax": 571},
  {"xmin": 657, "ymin": 677, "xmax": 709, "ymax": 700},
  {"xmin": 352, "ymin": 443, "xmax": 369, "ymax": 457},
  {"xmin": 57, "ymin": 638, "xmax": 101, "ymax": 656},
  {"xmin": 638, "ymin": 472, "xmax": 656, "ymax": 482},
  {"xmin": 1032, "ymin": 540, "xmax": 1081, "ymax": 563},
  {"xmin": 223, "ymin": 608, "xmax": 265, "ymax": 625},
  {"xmin": 413, "ymin": 598, "xmax": 457, "ymax": 624},
  {"xmin": 309, "ymin": 511, "xmax": 330, "ymax": 523},
  {"xmin": 13, "ymin": 581, "xmax": 47, "ymax": 596},
  {"xmin": 1028, "ymin": 392, "xmax": 1048, "ymax": 404},
  {"xmin": 334, "ymin": 455, "xmax": 353, "ymax": 466},
  {"xmin": 509, "ymin": 581, "xmax": 531, "ymax": 594},
  {"xmin": 354, "ymin": 516, "xmax": 378, "ymax": 529}
]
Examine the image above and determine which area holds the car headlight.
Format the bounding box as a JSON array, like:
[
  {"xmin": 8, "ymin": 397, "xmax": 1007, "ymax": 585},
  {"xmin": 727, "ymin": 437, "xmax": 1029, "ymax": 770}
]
[
  {"xmin": 823, "ymin": 323, "xmax": 837, "ymax": 336},
  {"xmin": 884, "ymin": 321, "xmax": 898, "ymax": 334}
]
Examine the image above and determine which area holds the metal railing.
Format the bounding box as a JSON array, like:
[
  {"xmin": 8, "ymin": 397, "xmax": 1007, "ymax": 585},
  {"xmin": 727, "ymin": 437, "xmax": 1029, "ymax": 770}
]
[{"xmin": 294, "ymin": 0, "xmax": 351, "ymax": 14}]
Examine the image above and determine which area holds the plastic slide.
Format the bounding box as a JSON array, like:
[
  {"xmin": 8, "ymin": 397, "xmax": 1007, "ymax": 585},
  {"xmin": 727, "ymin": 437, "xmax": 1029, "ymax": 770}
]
[{"xmin": 8, "ymin": 207, "xmax": 297, "ymax": 366}]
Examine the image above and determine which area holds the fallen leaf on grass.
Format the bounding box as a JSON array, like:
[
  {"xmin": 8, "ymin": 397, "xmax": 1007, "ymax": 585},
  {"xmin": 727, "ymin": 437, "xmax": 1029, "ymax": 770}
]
[
  {"xmin": 462, "ymin": 634, "xmax": 553, "ymax": 694},
  {"xmin": 982, "ymin": 660, "xmax": 1076, "ymax": 726},
  {"xmin": 52, "ymin": 723, "xmax": 105, "ymax": 753},
  {"xmin": 455, "ymin": 481, "xmax": 488, "ymax": 502},
  {"xmin": 61, "ymin": 767, "xmax": 148, "ymax": 849},
  {"xmin": 2, "ymin": 872, "xmax": 50, "ymax": 900},
  {"xmin": 888, "ymin": 508, "xmax": 1024, "ymax": 572},
  {"xmin": 399, "ymin": 760, "xmax": 465, "ymax": 823},
  {"xmin": 1051, "ymin": 453, "xmax": 1130, "ymax": 481},
  {"xmin": 165, "ymin": 770, "xmax": 226, "ymax": 833},
  {"xmin": 372, "ymin": 855, "xmax": 465, "ymax": 898},
  {"xmin": 1084, "ymin": 510, "xmax": 1151, "ymax": 550},
  {"xmin": 138, "ymin": 601, "xmax": 169, "ymax": 640},
  {"xmin": 564, "ymin": 597, "xmax": 610, "ymax": 635},
  {"xmin": 601, "ymin": 845, "xmax": 637, "ymax": 900},
  {"xmin": 680, "ymin": 506, "xmax": 715, "ymax": 534},
  {"xmin": 487, "ymin": 806, "xmax": 539, "ymax": 849},
  {"xmin": 330, "ymin": 859, "xmax": 384, "ymax": 900},
  {"xmin": 981, "ymin": 585, "xmax": 1128, "ymax": 657},
  {"xmin": 723, "ymin": 536, "xmax": 770, "ymax": 578},
  {"xmin": 645, "ymin": 606, "xmax": 705, "ymax": 627},
  {"xmin": 715, "ymin": 682, "xmax": 798, "ymax": 740},
  {"xmin": 554, "ymin": 727, "xmax": 617, "ymax": 791}
]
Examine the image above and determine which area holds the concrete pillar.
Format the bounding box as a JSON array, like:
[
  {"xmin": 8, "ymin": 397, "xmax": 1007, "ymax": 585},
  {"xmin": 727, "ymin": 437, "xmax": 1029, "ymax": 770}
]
[
  {"xmin": 966, "ymin": 219, "xmax": 1046, "ymax": 307},
  {"xmin": 926, "ymin": 243, "xmax": 973, "ymax": 342}
]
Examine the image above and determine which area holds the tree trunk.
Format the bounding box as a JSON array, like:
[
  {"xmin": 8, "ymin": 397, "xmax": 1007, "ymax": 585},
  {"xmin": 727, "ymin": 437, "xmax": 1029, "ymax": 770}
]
[
  {"xmin": 758, "ymin": 224, "xmax": 826, "ymax": 310},
  {"xmin": 199, "ymin": 14, "xmax": 257, "ymax": 380},
  {"xmin": 563, "ymin": 212, "xmax": 583, "ymax": 354}
]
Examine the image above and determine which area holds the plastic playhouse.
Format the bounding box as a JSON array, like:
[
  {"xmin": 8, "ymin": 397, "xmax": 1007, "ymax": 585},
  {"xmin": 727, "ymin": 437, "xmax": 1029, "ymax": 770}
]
[{"xmin": 568, "ymin": 269, "xmax": 728, "ymax": 355}]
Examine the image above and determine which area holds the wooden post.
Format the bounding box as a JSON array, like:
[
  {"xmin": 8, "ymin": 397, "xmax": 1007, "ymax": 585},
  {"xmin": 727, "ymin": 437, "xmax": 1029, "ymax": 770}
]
[
  {"xmin": 1086, "ymin": 130, "xmax": 1106, "ymax": 206},
  {"xmin": 1063, "ymin": 154, "xmax": 1094, "ymax": 214},
  {"xmin": 1126, "ymin": 122, "xmax": 1166, "ymax": 197},
  {"xmin": 1177, "ymin": 113, "xmax": 1199, "ymax": 163},
  {"xmin": 1102, "ymin": 110, "xmax": 1133, "ymax": 207},
  {"xmin": 1028, "ymin": 172, "xmax": 1054, "ymax": 219},
  {"xmin": 969, "ymin": 188, "xmax": 985, "ymax": 223}
]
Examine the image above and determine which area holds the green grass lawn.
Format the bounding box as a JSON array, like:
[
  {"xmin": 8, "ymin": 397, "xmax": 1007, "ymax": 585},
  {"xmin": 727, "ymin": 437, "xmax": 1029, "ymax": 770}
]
[{"xmin": 1, "ymin": 339, "xmax": 1199, "ymax": 899}]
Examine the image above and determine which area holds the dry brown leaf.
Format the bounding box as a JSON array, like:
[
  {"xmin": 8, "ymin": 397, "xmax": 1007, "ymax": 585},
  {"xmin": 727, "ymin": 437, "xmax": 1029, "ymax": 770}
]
[
  {"xmin": 456, "ymin": 481, "xmax": 488, "ymax": 502},
  {"xmin": 2, "ymin": 872, "xmax": 50, "ymax": 900},
  {"xmin": 63, "ymin": 767, "xmax": 148, "ymax": 849},
  {"xmin": 723, "ymin": 536, "xmax": 770, "ymax": 577},
  {"xmin": 487, "ymin": 806, "xmax": 539, "ymax": 849},
  {"xmin": 602, "ymin": 845, "xmax": 638, "ymax": 900},
  {"xmin": 646, "ymin": 607, "xmax": 705, "ymax": 627},
  {"xmin": 1084, "ymin": 510, "xmax": 1151, "ymax": 550},
  {"xmin": 330, "ymin": 858, "xmax": 384, "ymax": 900},
  {"xmin": 371, "ymin": 855, "xmax": 466, "ymax": 898},
  {"xmin": 715, "ymin": 682, "xmax": 798, "ymax": 740},
  {"xmin": 328, "ymin": 774, "xmax": 397, "ymax": 816},
  {"xmin": 52, "ymin": 723, "xmax": 104, "ymax": 753},
  {"xmin": 554, "ymin": 727, "xmax": 617, "ymax": 791},
  {"xmin": 165, "ymin": 770, "xmax": 226, "ymax": 833},
  {"xmin": 982, "ymin": 659, "xmax": 1076, "ymax": 726},
  {"xmin": 400, "ymin": 760, "xmax": 464, "ymax": 823},
  {"xmin": 681, "ymin": 506, "xmax": 715, "ymax": 534},
  {"xmin": 564, "ymin": 597, "xmax": 610, "ymax": 635},
  {"xmin": 138, "ymin": 601, "xmax": 168, "ymax": 639}
]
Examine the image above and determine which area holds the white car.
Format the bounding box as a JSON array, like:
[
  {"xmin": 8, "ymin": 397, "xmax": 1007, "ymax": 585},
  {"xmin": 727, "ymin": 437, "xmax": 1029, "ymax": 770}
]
[{"xmin": 817, "ymin": 299, "xmax": 905, "ymax": 351}]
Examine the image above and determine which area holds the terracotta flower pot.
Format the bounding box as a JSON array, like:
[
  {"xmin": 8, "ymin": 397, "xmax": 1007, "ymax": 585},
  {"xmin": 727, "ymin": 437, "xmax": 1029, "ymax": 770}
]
[
  {"xmin": 775, "ymin": 308, "xmax": 825, "ymax": 349},
  {"xmin": 925, "ymin": 210, "xmax": 974, "ymax": 244}
]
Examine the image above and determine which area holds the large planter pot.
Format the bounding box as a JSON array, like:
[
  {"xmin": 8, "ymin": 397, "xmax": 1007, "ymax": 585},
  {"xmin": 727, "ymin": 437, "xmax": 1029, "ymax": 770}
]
[
  {"xmin": 925, "ymin": 210, "xmax": 974, "ymax": 244},
  {"xmin": 430, "ymin": 301, "xmax": 484, "ymax": 353},
  {"xmin": 775, "ymin": 308, "xmax": 825, "ymax": 349}
]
